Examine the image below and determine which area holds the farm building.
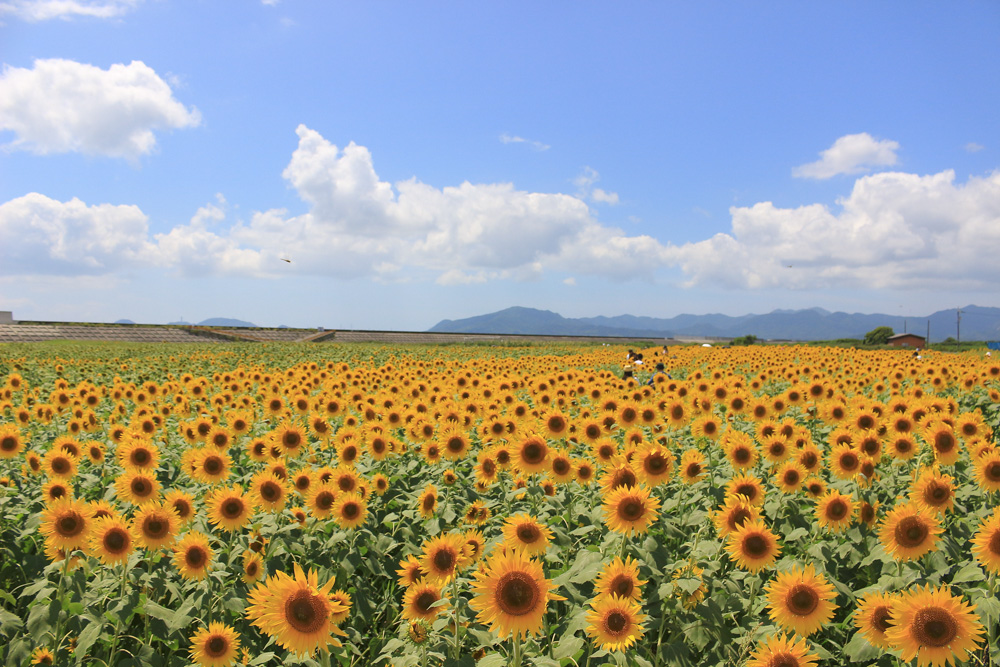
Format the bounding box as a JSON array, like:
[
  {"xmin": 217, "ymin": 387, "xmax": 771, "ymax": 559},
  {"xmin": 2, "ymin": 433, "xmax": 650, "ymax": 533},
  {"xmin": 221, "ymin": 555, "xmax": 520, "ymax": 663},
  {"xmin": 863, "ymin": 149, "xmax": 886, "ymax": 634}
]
[{"xmin": 887, "ymin": 333, "xmax": 926, "ymax": 348}]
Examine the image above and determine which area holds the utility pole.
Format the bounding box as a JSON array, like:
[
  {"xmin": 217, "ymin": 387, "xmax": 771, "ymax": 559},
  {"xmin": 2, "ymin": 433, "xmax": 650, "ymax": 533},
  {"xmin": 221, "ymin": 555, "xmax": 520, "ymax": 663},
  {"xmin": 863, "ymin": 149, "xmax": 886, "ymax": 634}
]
[
  {"xmin": 926, "ymin": 320, "xmax": 930, "ymax": 345},
  {"xmin": 957, "ymin": 307, "xmax": 963, "ymax": 344}
]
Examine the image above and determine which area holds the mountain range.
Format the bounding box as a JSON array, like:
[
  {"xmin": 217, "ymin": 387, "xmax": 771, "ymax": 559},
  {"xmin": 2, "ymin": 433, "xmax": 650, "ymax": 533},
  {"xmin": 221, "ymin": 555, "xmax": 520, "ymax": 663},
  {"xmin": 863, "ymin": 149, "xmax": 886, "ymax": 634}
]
[{"xmin": 429, "ymin": 305, "xmax": 1000, "ymax": 342}]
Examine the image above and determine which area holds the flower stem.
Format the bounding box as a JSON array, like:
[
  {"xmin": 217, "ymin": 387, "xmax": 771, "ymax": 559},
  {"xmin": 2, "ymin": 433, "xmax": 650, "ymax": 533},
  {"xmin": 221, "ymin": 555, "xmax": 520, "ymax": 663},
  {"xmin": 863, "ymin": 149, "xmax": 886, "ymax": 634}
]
[{"xmin": 107, "ymin": 558, "xmax": 131, "ymax": 667}]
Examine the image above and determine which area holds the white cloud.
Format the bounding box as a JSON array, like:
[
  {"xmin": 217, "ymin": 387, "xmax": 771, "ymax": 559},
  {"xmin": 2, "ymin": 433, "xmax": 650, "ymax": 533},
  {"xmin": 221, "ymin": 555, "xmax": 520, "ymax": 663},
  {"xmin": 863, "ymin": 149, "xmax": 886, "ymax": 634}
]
[
  {"xmin": 793, "ymin": 133, "xmax": 899, "ymax": 179},
  {"xmin": 573, "ymin": 166, "xmax": 619, "ymax": 205},
  {"xmin": 668, "ymin": 169, "xmax": 1000, "ymax": 290},
  {"xmin": 499, "ymin": 133, "xmax": 550, "ymax": 151},
  {"xmin": 0, "ymin": 0, "xmax": 140, "ymax": 21},
  {"xmin": 0, "ymin": 59, "xmax": 200, "ymax": 160},
  {"xmin": 965, "ymin": 142, "xmax": 984, "ymax": 153},
  {"xmin": 0, "ymin": 193, "xmax": 155, "ymax": 274}
]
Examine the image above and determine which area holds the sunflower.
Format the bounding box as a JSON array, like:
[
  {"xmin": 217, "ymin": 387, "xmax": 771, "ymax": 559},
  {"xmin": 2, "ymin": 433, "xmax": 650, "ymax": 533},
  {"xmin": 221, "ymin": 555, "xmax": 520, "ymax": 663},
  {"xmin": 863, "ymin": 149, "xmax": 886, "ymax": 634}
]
[
  {"xmin": 795, "ymin": 444, "xmax": 822, "ymax": 474},
  {"xmin": 746, "ymin": 633, "xmax": 819, "ymax": 667},
  {"xmin": 164, "ymin": 489, "xmax": 196, "ymax": 526},
  {"xmin": 724, "ymin": 472, "xmax": 765, "ymax": 507},
  {"xmin": 922, "ymin": 420, "xmax": 960, "ymax": 466},
  {"xmin": 0, "ymin": 424, "xmax": 24, "ymax": 458},
  {"xmin": 815, "ymin": 490, "xmax": 855, "ymax": 532},
  {"xmin": 690, "ymin": 414, "xmax": 722, "ymax": 440},
  {"xmin": 132, "ymin": 502, "xmax": 179, "ymax": 550},
  {"xmin": 114, "ymin": 469, "xmax": 161, "ymax": 506},
  {"xmin": 575, "ymin": 458, "xmax": 596, "ymax": 484},
  {"xmin": 189, "ymin": 622, "xmax": 240, "ymax": 667},
  {"xmin": 42, "ymin": 449, "xmax": 77, "ymax": 479},
  {"xmin": 502, "ymin": 514, "xmax": 552, "ymax": 556},
  {"xmin": 764, "ymin": 564, "xmax": 837, "ymax": 636},
  {"xmin": 206, "ymin": 485, "xmax": 255, "ymax": 532},
  {"xmin": 251, "ymin": 471, "xmax": 289, "ymax": 512},
  {"xmin": 469, "ymin": 549, "xmax": 564, "ymax": 639},
  {"xmin": 678, "ymin": 449, "xmax": 706, "ymax": 485},
  {"xmin": 272, "ymin": 422, "xmax": 308, "ymax": 458},
  {"xmin": 549, "ymin": 449, "xmax": 575, "ymax": 484},
  {"xmin": 333, "ymin": 492, "xmax": 367, "ymax": 530},
  {"xmin": 116, "ymin": 437, "xmax": 160, "ymax": 470},
  {"xmin": 594, "ymin": 556, "xmax": 646, "ymax": 600},
  {"xmin": 633, "ymin": 442, "xmax": 676, "ymax": 486},
  {"xmin": 724, "ymin": 519, "xmax": 781, "ymax": 573},
  {"xmin": 87, "ymin": 515, "xmax": 134, "ymax": 565},
  {"xmin": 475, "ymin": 454, "xmax": 499, "ymax": 486},
  {"xmin": 242, "ymin": 550, "xmax": 265, "ymax": 584},
  {"xmin": 419, "ymin": 533, "xmax": 469, "ymax": 585},
  {"xmin": 306, "ymin": 482, "xmax": 338, "ymax": 519},
  {"xmin": 173, "ymin": 531, "xmax": 213, "ymax": 580},
  {"xmin": 712, "ymin": 495, "xmax": 761, "ymax": 538},
  {"xmin": 463, "ymin": 530, "xmax": 486, "ymax": 563},
  {"xmin": 970, "ymin": 509, "xmax": 1000, "ymax": 575},
  {"xmin": 440, "ymin": 428, "xmax": 471, "ymax": 460},
  {"xmin": 598, "ymin": 461, "xmax": 639, "ymax": 493},
  {"xmin": 774, "ymin": 461, "xmax": 806, "ymax": 494},
  {"xmin": 41, "ymin": 479, "xmax": 73, "ymax": 502},
  {"xmin": 401, "ymin": 581, "xmax": 448, "ymax": 622},
  {"xmin": 40, "ymin": 497, "xmax": 91, "ymax": 550},
  {"xmin": 878, "ymin": 503, "xmax": 942, "ymax": 561},
  {"xmin": 828, "ymin": 443, "xmax": 862, "ymax": 480},
  {"xmin": 972, "ymin": 450, "xmax": 1000, "ymax": 492},
  {"xmin": 885, "ymin": 584, "xmax": 985, "ymax": 667},
  {"xmin": 396, "ymin": 555, "xmax": 425, "ymax": 588},
  {"xmin": 603, "ymin": 484, "xmax": 660, "ymax": 536},
  {"xmin": 585, "ymin": 594, "xmax": 646, "ymax": 651},
  {"xmin": 953, "ymin": 410, "xmax": 987, "ymax": 441},
  {"xmin": 191, "ymin": 448, "xmax": 232, "ymax": 484},
  {"xmin": 888, "ymin": 434, "xmax": 919, "ymax": 460},
  {"xmin": 372, "ymin": 473, "xmax": 389, "ymax": 496},
  {"xmin": 515, "ymin": 435, "xmax": 549, "ymax": 474},
  {"xmin": 853, "ymin": 590, "xmax": 897, "ymax": 649},
  {"xmin": 246, "ymin": 563, "xmax": 348, "ymax": 656},
  {"xmin": 30, "ymin": 647, "xmax": 55, "ymax": 665},
  {"xmin": 723, "ymin": 432, "xmax": 758, "ymax": 471},
  {"xmin": 417, "ymin": 484, "xmax": 438, "ymax": 518},
  {"xmin": 910, "ymin": 468, "xmax": 955, "ymax": 515}
]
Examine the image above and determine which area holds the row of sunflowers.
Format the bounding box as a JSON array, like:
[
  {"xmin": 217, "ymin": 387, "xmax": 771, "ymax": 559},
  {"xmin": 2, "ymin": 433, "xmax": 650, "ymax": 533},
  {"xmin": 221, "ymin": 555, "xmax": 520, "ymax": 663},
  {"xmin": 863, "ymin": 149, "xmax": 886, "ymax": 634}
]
[{"xmin": 0, "ymin": 341, "xmax": 998, "ymax": 666}]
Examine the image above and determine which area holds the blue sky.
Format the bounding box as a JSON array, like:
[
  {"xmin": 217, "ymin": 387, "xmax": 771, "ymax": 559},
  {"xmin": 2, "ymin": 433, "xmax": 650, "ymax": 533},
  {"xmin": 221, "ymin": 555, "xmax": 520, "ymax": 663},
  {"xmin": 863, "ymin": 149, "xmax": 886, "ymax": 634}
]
[{"xmin": 2, "ymin": 1, "xmax": 998, "ymax": 330}]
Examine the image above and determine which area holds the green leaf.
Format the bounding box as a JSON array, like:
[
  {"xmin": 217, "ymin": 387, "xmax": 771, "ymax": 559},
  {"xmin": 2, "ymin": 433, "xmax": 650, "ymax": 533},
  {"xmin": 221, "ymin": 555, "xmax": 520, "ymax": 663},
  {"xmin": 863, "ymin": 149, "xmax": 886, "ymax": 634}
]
[
  {"xmin": 949, "ymin": 562, "xmax": 984, "ymax": 585},
  {"xmin": 843, "ymin": 632, "xmax": 880, "ymax": 662},
  {"xmin": 475, "ymin": 655, "xmax": 507, "ymax": 667},
  {"xmin": 553, "ymin": 634, "xmax": 584, "ymax": 660},
  {"xmin": 784, "ymin": 527, "xmax": 809, "ymax": 541},
  {"xmin": 0, "ymin": 607, "xmax": 24, "ymax": 637},
  {"xmin": 74, "ymin": 617, "xmax": 105, "ymax": 663}
]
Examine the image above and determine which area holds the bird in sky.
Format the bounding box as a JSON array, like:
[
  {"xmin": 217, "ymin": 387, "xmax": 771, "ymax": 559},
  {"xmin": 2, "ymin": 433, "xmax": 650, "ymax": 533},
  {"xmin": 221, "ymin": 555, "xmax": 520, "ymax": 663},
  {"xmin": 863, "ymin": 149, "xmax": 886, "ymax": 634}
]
[{"xmin": 280, "ymin": 258, "xmax": 292, "ymax": 263}]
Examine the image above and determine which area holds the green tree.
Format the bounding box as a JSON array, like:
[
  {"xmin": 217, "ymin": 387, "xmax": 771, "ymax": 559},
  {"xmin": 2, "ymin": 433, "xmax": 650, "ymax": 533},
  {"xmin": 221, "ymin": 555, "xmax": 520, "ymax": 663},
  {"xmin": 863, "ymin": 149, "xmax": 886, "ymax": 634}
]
[{"xmin": 863, "ymin": 326, "xmax": 895, "ymax": 345}]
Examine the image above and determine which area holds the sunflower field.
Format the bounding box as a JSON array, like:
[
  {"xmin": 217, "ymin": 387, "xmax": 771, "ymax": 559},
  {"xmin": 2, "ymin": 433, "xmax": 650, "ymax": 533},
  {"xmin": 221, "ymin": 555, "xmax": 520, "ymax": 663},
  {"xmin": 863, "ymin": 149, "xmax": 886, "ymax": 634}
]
[{"xmin": 0, "ymin": 341, "xmax": 999, "ymax": 667}]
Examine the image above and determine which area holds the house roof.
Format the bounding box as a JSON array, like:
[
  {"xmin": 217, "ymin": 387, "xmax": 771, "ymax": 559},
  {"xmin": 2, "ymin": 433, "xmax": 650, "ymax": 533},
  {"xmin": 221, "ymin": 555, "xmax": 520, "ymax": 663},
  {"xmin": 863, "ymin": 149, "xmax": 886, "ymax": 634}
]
[{"xmin": 887, "ymin": 333, "xmax": 925, "ymax": 341}]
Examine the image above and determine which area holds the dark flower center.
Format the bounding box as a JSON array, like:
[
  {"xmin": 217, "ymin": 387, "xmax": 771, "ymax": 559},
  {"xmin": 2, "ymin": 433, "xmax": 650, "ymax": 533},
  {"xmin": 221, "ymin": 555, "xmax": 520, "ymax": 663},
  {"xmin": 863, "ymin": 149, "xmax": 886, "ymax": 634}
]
[
  {"xmin": 606, "ymin": 610, "xmax": 628, "ymax": 634},
  {"xmin": 912, "ymin": 607, "xmax": 957, "ymax": 647},
  {"xmin": 496, "ymin": 572, "xmax": 539, "ymax": 616},
  {"xmin": 787, "ymin": 585, "xmax": 819, "ymax": 615},
  {"xmin": 284, "ymin": 590, "xmax": 327, "ymax": 633},
  {"xmin": 895, "ymin": 516, "xmax": 929, "ymax": 547}
]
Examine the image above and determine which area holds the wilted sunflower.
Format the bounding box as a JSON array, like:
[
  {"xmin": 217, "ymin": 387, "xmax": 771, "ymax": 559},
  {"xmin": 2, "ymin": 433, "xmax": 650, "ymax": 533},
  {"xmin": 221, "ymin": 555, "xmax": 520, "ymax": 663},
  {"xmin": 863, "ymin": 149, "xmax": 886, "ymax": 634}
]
[
  {"xmin": 87, "ymin": 515, "xmax": 134, "ymax": 565},
  {"xmin": 206, "ymin": 485, "xmax": 255, "ymax": 532},
  {"xmin": 40, "ymin": 497, "xmax": 91, "ymax": 550},
  {"xmin": 970, "ymin": 509, "xmax": 1000, "ymax": 575},
  {"xmin": 189, "ymin": 621, "xmax": 240, "ymax": 667},
  {"xmin": 419, "ymin": 533, "xmax": 469, "ymax": 585},
  {"xmin": 246, "ymin": 563, "xmax": 349, "ymax": 656},
  {"xmin": 469, "ymin": 548, "xmax": 564, "ymax": 639},
  {"xmin": 594, "ymin": 556, "xmax": 646, "ymax": 600},
  {"xmin": 132, "ymin": 502, "xmax": 179, "ymax": 550},
  {"xmin": 401, "ymin": 581, "xmax": 448, "ymax": 622},
  {"xmin": 764, "ymin": 564, "xmax": 837, "ymax": 637},
  {"xmin": 885, "ymin": 584, "xmax": 984, "ymax": 667},
  {"xmin": 878, "ymin": 503, "xmax": 942, "ymax": 561},
  {"xmin": 603, "ymin": 484, "xmax": 660, "ymax": 536},
  {"xmin": 724, "ymin": 519, "xmax": 781, "ymax": 573},
  {"xmin": 173, "ymin": 531, "xmax": 213, "ymax": 580},
  {"xmin": 853, "ymin": 590, "xmax": 897, "ymax": 649},
  {"xmin": 333, "ymin": 492, "xmax": 367, "ymax": 530},
  {"xmin": 815, "ymin": 490, "xmax": 855, "ymax": 533},
  {"xmin": 502, "ymin": 514, "xmax": 552, "ymax": 556},
  {"xmin": 746, "ymin": 633, "xmax": 819, "ymax": 667},
  {"xmin": 585, "ymin": 594, "xmax": 646, "ymax": 651}
]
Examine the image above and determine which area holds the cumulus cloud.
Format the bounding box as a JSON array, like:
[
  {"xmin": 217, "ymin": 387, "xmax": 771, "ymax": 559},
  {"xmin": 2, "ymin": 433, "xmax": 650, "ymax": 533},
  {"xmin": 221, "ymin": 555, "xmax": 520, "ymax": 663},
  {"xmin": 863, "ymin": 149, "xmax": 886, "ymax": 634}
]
[
  {"xmin": 500, "ymin": 133, "xmax": 550, "ymax": 152},
  {"xmin": 0, "ymin": 193, "xmax": 155, "ymax": 274},
  {"xmin": 793, "ymin": 133, "xmax": 899, "ymax": 179},
  {"xmin": 0, "ymin": 59, "xmax": 200, "ymax": 160},
  {"xmin": 668, "ymin": 169, "xmax": 1000, "ymax": 290},
  {"xmin": 965, "ymin": 142, "xmax": 985, "ymax": 153},
  {"xmin": 0, "ymin": 0, "xmax": 140, "ymax": 21}
]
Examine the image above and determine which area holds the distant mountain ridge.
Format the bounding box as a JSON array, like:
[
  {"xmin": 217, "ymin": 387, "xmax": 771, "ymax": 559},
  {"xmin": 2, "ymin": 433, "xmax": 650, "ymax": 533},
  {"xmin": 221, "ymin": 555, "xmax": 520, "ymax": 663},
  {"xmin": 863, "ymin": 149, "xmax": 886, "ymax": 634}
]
[
  {"xmin": 429, "ymin": 305, "xmax": 1000, "ymax": 342},
  {"xmin": 166, "ymin": 318, "xmax": 258, "ymax": 328}
]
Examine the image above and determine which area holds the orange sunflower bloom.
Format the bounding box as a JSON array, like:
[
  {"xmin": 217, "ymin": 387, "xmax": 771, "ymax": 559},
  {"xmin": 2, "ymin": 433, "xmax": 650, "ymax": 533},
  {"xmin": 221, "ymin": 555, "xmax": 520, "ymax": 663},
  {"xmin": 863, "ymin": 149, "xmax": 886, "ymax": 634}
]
[
  {"xmin": 724, "ymin": 519, "xmax": 781, "ymax": 573},
  {"xmin": 878, "ymin": 503, "xmax": 942, "ymax": 561},
  {"xmin": 502, "ymin": 514, "xmax": 552, "ymax": 556},
  {"xmin": 764, "ymin": 564, "xmax": 837, "ymax": 637},
  {"xmin": 603, "ymin": 484, "xmax": 660, "ymax": 536},
  {"xmin": 970, "ymin": 509, "xmax": 1000, "ymax": 575},
  {"xmin": 746, "ymin": 633, "xmax": 819, "ymax": 667},
  {"xmin": 469, "ymin": 548, "xmax": 564, "ymax": 639},
  {"xmin": 853, "ymin": 590, "xmax": 897, "ymax": 649}
]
